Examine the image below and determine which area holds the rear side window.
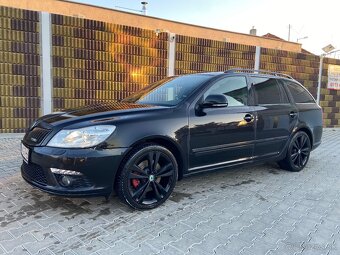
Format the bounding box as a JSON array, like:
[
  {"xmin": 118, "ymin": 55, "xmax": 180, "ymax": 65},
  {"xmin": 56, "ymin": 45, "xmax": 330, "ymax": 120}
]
[
  {"xmin": 283, "ymin": 80, "xmax": 315, "ymax": 103},
  {"xmin": 252, "ymin": 77, "xmax": 289, "ymax": 104}
]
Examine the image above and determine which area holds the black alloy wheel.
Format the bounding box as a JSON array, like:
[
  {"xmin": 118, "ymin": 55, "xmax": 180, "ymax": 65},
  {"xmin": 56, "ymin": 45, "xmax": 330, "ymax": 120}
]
[
  {"xmin": 116, "ymin": 144, "xmax": 178, "ymax": 210},
  {"xmin": 279, "ymin": 131, "xmax": 311, "ymax": 172}
]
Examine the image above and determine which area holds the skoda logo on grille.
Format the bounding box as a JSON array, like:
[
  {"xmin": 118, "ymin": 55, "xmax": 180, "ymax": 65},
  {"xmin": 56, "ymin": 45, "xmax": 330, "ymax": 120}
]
[{"xmin": 31, "ymin": 137, "xmax": 38, "ymax": 142}]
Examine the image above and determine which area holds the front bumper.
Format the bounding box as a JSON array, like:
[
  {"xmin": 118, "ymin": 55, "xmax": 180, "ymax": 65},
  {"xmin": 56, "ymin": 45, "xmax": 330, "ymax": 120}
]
[{"xmin": 21, "ymin": 143, "xmax": 128, "ymax": 197}]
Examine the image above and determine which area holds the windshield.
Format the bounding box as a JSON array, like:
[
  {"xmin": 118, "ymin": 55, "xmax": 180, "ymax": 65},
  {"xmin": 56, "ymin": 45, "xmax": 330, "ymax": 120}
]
[{"xmin": 122, "ymin": 74, "xmax": 212, "ymax": 106}]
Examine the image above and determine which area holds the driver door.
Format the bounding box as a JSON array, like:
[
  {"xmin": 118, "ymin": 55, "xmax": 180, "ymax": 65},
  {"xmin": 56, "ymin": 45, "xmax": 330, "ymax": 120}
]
[{"xmin": 188, "ymin": 75, "xmax": 256, "ymax": 171}]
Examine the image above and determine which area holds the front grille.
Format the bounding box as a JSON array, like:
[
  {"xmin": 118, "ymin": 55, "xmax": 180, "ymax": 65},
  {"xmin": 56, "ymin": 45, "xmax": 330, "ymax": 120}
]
[
  {"xmin": 22, "ymin": 162, "xmax": 48, "ymax": 186},
  {"xmin": 26, "ymin": 127, "xmax": 51, "ymax": 145},
  {"xmin": 54, "ymin": 174, "xmax": 93, "ymax": 189}
]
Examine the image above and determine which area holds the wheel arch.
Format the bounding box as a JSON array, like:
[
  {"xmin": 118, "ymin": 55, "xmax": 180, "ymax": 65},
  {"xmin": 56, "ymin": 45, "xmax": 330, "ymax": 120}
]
[
  {"xmin": 119, "ymin": 135, "xmax": 186, "ymax": 181},
  {"xmin": 278, "ymin": 125, "xmax": 314, "ymax": 161},
  {"xmin": 293, "ymin": 126, "xmax": 313, "ymax": 147}
]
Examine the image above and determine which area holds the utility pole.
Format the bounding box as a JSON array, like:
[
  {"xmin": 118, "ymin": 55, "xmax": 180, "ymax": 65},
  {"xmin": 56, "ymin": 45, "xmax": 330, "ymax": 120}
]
[{"xmin": 288, "ymin": 24, "xmax": 291, "ymax": 41}]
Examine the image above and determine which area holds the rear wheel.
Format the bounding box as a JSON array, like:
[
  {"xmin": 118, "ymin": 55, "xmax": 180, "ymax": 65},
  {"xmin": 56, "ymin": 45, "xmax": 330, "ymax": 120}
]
[
  {"xmin": 115, "ymin": 144, "xmax": 178, "ymax": 210},
  {"xmin": 278, "ymin": 131, "xmax": 311, "ymax": 172}
]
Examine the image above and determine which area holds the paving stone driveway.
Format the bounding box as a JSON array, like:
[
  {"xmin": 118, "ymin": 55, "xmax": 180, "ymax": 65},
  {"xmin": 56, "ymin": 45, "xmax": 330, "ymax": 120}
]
[{"xmin": 0, "ymin": 129, "xmax": 339, "ymax": 255}]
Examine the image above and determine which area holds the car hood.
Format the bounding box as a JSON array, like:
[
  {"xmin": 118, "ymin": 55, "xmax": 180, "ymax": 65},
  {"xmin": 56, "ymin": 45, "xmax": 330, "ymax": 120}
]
[{"xmin": 37, "ymin": 102, "xmax": 168, "ymax": 128}]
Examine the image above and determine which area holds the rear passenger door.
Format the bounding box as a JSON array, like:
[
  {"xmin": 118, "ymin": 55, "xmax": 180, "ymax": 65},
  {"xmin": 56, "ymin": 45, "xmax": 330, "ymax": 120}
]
[{"xmin": 251, "ymin": 76, "xmax": 297, "ymax": 159}]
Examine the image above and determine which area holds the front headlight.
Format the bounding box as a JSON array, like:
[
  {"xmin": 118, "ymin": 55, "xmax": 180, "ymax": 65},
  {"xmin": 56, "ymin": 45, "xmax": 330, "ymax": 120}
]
[{"xmin": 47, "ymin": 125, "xmax": 116, "ymax": 148}]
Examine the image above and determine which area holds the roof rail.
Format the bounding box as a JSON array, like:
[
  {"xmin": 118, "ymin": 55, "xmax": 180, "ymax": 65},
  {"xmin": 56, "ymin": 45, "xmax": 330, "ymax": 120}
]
[{"xmin": 224, "ymin": 68, "xmax": 294, "ymax": 80}]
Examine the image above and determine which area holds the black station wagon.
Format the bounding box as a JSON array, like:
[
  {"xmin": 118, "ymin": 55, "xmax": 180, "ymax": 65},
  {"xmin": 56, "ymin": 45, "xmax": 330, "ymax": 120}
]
[{"xmin": 21, "ymin": 69, "xmax": 323, "ymax": 209}]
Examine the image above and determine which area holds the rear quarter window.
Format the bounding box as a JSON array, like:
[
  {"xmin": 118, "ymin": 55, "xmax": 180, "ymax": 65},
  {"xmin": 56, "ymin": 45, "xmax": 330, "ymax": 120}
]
[{"xmin": 283, "ymin": 80, "xmax": 315, "ymax": 103}]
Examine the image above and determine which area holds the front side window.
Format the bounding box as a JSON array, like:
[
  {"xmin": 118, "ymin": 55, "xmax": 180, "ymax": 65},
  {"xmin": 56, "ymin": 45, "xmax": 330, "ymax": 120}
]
[
  {"xmin": 252, "ymin": 77, "xmax": 288, "ymax": 104},
  {"xmin": 204, "ymin": 76, "xmax": 248, "ymax": 106},
  {"xmin": 283, "ymin": 80, "xmax": 315, "ymax": 103},
  {"xmin": 123, "ymin": 74, "xmax": 212, "ymax": 106}
]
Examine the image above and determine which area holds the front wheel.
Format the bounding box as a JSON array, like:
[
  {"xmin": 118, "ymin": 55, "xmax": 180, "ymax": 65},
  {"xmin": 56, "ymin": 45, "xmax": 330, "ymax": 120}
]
[
  {"xmin": 115, "ymin": 144, "xmax": 178, "ymax": 210},
  {"xmin": 278, "ymin": 131, "xmax": 311, "ymax": 172}
]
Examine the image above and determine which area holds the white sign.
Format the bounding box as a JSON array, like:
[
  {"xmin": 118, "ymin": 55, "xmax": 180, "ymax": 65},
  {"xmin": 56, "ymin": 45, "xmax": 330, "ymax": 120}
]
[{"xmin": 327, "ymin": 64, "xmax": 340, "ymax": 90}]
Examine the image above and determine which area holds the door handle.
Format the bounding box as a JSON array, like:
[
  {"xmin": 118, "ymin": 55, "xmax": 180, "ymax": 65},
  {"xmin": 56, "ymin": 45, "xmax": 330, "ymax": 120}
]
[
  {"xmin": 244, "ymin": 113, "xmax": 254, "ymax": 122},
  {"xmin": 289, "ymin": 112, "xmax": 297, "ymax": 118}
]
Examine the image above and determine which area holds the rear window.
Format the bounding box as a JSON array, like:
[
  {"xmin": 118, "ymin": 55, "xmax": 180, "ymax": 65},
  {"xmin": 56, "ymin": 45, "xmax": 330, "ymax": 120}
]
[{"xmin": 283, "ymin": 80, "xmax": 315, "ymax": 103}]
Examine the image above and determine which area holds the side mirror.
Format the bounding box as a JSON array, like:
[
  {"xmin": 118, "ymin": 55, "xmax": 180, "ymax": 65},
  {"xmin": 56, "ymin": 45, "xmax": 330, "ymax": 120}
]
[{"xmin": 201, "ymin": 94, "xmax": 228, "ymax": 108}]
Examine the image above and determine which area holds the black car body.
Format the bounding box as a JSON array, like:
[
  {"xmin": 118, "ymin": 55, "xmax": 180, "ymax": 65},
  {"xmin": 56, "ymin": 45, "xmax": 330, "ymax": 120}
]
[{"xmin": 21, "ymin": 69, "xmax": 323, "ymax": 209}]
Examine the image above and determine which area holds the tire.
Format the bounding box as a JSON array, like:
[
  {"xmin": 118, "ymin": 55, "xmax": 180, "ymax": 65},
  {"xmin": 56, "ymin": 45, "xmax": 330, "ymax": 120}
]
[
  {"xmin": 115, "ymin": 144, "xmax": 178, "ymax": 210},
  {"xmin": 278, "ymin": 131, "xmax": 311, "ymax": 172}
]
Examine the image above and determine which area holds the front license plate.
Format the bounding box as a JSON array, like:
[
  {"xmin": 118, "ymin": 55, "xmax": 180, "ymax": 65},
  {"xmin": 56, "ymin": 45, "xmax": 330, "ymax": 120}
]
[{"xmin": 21, "ymin": 143, "xmax": 29, "ymax": 163}]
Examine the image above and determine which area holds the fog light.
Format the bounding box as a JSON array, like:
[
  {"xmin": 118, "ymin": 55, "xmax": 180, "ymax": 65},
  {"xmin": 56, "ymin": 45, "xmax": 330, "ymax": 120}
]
[
  {"xmin": 50, "ymin": 168, "xmax": 82, "ymax": 176},
  {"xmin": 61, "ymin": 175, "xmax": 72, "ymax": 186}
]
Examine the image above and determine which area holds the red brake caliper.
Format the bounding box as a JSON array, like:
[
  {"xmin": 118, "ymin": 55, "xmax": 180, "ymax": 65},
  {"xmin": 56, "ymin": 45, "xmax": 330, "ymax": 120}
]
[{"xmin": 132, "ymin": 179, "xmax": 140, "ymax": 188}]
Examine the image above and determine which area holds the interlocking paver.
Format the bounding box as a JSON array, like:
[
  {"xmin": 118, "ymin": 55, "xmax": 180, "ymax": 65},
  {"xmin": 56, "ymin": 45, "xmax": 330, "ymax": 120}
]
[
  {"xmin": 23, "ymin": 234, "xmax": 59, "ymax": 254},
  {"xmin": 48, "ymin": 236, "xmax": 84, "ymax": 254},
  {"xmin": 170, "ymin": 233, "xmax": 203, "ymax": 252},
  {"xmin": 0, "ymin": 232, "xmax": 13, "ymax": 242},
  {"xmin": 70, "ymin": 238, "xmax": 109, "ymax": 255},
  {"xmin": 1, "ymin": 233, "xmax": 36, "ymax": 253},
  {"xmin": 269, "ymin": 244, "xmax": 302, "ymax": 255},
  {"xmin": 216, "ymin": 236, "xmax": 250, "ymax": 254},
  {"xmin": 9, "ymin": 222, "xmax": 41, "ymax": 238},
  {"xmin": 31, "ymin": 223, "xmax": 65, "ymax": 242},
  {"xmin": 0, "ymin": 129, "xmax": 340, "ymax": 254},
  {"xmin": 97, "ymin": 240, "xmax": 134, "ymax": 255},
  {"xmin": 188, "ymin": 234, "xmax": 223, "ymax": 254},
  {"xmin": 241, "ymin": 239, "xmax": 276, "ymax": 255},
  {"xmin": 98, "ymin": 228, "xmax": 129, "ymax": 246},
  {"xmin": 123, "ymin": 242, "xmax": 158, "ymax": 255},
  {"xmin": 3, "ymin": 247, "xmax": 30, "ymax": 255},
  {"xmin": 157, "ymin": 244, "xmax": 184, "ymax": 255},
  {"xmin": 36, "ymin": 249, "xmax": 54, "ymax": 255}
]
